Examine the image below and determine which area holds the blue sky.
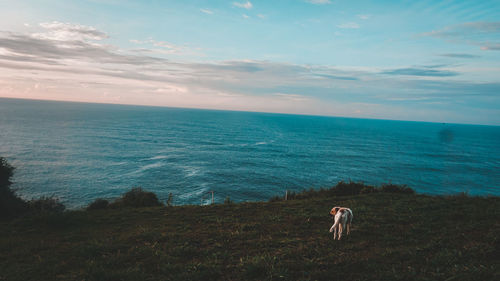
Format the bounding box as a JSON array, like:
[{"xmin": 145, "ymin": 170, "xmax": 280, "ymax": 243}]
[{"xmin": 0, "ymin": 0, "xmax": 499, "ymax": 125}]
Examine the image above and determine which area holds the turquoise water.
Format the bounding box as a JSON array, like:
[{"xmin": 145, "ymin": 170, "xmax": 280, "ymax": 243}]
[{"xmin": 1, "ymin": 98, "xmax": 499, "ymax": 208}]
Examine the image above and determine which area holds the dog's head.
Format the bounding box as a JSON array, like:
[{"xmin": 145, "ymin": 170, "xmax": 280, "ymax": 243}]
[{"xmin": 329, "ymin": 207, "xmax": 341, "ymax": 216}]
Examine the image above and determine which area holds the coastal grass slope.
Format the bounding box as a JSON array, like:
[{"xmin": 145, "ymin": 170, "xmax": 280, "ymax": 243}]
[{"xmin": 1, "ymin": 191, "xmax": 498, "ymax": 281}]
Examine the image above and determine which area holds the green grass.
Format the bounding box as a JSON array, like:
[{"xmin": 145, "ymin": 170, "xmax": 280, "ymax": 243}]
[{"xmin": 1, "ymin": 192, "xmax": 499, "ymax": 281}]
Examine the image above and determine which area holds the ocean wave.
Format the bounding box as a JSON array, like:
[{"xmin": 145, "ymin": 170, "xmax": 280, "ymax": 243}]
[
  {"xmin": 177, "ymin": 185, "xmax": 209, "ymax": 200},
  {"xmin": 148, "ymin": 155, "xmax": 169, "ymax": 160},
  {"xmin": 127, "ymin": 162, "xmax": 165, "ymax": 175}
]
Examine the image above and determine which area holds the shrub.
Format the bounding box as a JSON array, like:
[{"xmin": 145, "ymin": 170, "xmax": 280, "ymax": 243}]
[
  {"xmin": 224, "ymin": 196, "xmax": 233, "ymax": 204},
  {"xmin": 29, "ymin": 196, "xmax": 65, "ymax": 214},
  {"xmin": 166, "ymin": 193, "xmax": 174, "ymax": 207},
  {"xmin": 268, "ymin": 195, "xmax": 283, "ymax": 202},
  {"xmin": 0, "ymin": 157, "xmax": 14, "ymax": 189},
  {"xmin": 380, "ymin": 183, "xmax": 415, "ymax": 194},
  {"xmin": 332, "ymin": 181, "xmax": 367, "ymax": 196},
  {"xmin": 87, "ymin": 198, "xmax": 109, "ymax": 210},
  {"xmin": 269, "ymin": 181, "xmax": 416, "ymax": 201},
  {"xmin": 0, "ymin": 157, "xmax": 28, "ymax": 218},
  {"xmin": 110, "ymin": 187, "xmax": 162, "ymax": 208},
  {"xmin": 360, "ymin": 185, "xmax": 377, "ymax": 194}
]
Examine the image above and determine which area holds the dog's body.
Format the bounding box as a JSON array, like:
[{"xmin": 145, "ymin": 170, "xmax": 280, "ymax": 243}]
[{"xmin": 329, "ymin": 207, "xmax": 353, "ymax": 240}]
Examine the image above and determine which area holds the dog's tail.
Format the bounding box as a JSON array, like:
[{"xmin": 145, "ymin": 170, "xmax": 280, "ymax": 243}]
[{"xmin": 347, "ymin": 209, "xmax": 353, "ymax": 224}]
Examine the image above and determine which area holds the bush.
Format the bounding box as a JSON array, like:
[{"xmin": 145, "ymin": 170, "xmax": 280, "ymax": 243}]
[
  {"xmin": 166, "ymin": 193, "xmax": 174, "ymax": 207},
  {"xmin": 224, "ymin": 196, "xmax": 233, "ymax": 204},
  {"xmin": 0, "ymin": 157, "xmax": 28, "ymax": 218},
  {"xmin": 333, "ymin": 181, "xmax": 367, "ymax": 196},
  {"xmin": 380, "ymin": 184, "xmax": 414, "ymax": 194},
  {"xmin": 110, "ymin": 187, "xmax": 162, "ymax": 208},
  {"xmin": 87, "ymin": 198, "xmax": 109, "ymax": 210},
  {"xmin": 269, "ymin": 181, "xmax": 415, "ymax": 201},
  {"xmin": 268, "ymin": 195, "xmax": 283, "ymax": 202},
  {"xmin": 0, "ymin": 157, "xmax": 14, "ymax": 189},
  {"xmin": 29, "ymin": 196, "xmax": 65, "ymax": 214},
  {"xmin": 360, "ymin": 185, "xmax": 377, "ymax": 194}
]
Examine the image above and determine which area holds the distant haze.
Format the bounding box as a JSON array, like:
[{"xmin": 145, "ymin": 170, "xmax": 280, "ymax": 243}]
[{"xmin": 0, "ymin": 1, "xmax": 499, "ymax": 125}]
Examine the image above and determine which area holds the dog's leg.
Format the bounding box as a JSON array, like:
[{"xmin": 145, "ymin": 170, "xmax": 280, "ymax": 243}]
[
  {"xmin": 338, "ymin": 223, "xmax": 343, "ymax": 240},
  {"xmin": 346, "ymin": 210, "xmax": 352, "ymax": 236}
]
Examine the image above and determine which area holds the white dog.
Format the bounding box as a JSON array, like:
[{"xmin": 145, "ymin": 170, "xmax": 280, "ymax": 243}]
[{"xmin": 329, "ymin": 207, "xmax": 353, "ymax": 240}]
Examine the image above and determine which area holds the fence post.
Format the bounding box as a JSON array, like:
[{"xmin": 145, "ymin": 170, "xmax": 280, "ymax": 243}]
[
  {"xmin": 211, "ymin": 191, "xmax": 214, "ymax": 204},
  {"xmin": 285, "ymin": 190, "xmax": 288, "ymax": 201}
]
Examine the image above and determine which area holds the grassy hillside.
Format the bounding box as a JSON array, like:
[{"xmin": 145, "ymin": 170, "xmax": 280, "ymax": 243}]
[{"xmin": 1, "ymin": 192, "xmax": 498, "ymax": 281}]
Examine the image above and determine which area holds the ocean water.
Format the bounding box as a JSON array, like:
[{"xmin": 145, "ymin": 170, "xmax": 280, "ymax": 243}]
[{"xmin": 1, "ymin": 98, "xmax": 499, "ymax": 208}]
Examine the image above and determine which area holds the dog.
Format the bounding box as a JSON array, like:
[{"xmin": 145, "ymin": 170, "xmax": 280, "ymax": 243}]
[{"xmin": 329, "ymin": 206, "xmax": 353, "ymax": 240}]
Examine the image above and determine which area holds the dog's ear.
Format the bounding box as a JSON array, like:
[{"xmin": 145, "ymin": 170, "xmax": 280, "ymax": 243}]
[{"xmin": 330, "ymin": 207, "xmax": 339, "ymax": 216}]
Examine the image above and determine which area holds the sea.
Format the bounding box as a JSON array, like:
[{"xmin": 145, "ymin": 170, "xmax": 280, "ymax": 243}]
[{"xmin": 1, "ymin": 98, "xmax": 499, "ymax": 208}]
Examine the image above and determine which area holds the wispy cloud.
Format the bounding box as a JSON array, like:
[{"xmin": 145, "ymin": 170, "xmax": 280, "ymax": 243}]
[
  {"xmin": 480, "ymin": 43, "xmax": 500, "ymax": 50},
  {"xmin": 0, "ymin": 32, "xmax": 161, "ymax": 65},
  {"xmin": 305, "ymin": 0, "xmax": 331, "ymax": 4},
  {"xmin": 439, "ymin": 53, "xmax": 480, "ymax": 59},
  {"xmin": 420, "ymin": 21, "xmax": 500, "ymax": 51},
  {"xmin": 274, "ymin": 93, "xmax": 310, "ymax": 102},
  {"xmin": 233, "ymin": 1, "xmax": 252, "ymax": 9},
  {"xmin": 1, "ymin": 23, "xmax": 498, "ymax": 124},
  {"xmin": 381, "ymin": 67, "xmax": 459, "ymax": 77},
  {"xmin": 313, "ymin": 73, "xmax": 358, "ymax": 80},
  {"xmin": 130, "ymin": 38, "xmax": 186, "ymax": 54},
  {"xmin": 421, "ymin": 22, "xmax": 500, "ymax": 38},
  {"xmin": 337, "ymin": 22, "xmax": 360, "ymax": 29},
  {"xmin": 357, "ymin": 14, "xmax": 370, "ymax": 20},
  {"xmin": 200, "ymin": 8, "xmax": 214, "ymax": 15},
  {"xmin": 35, "ymin": 21, "xmax": 108, "ymax": 41}
]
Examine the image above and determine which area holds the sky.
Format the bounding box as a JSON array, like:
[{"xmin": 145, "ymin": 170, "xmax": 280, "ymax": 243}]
[{"xmin": 0, "ymin": 0, "xmax": 499, "ymax": 125}]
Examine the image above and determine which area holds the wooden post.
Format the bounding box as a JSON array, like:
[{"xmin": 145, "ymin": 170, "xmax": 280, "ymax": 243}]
[
  {"xmin": 285, "ymin": 190, "xmax": 288, "ymax": 201},
  {"xmin": 211, "ymin": 191, "xmax": 214, "ymax": 204}
]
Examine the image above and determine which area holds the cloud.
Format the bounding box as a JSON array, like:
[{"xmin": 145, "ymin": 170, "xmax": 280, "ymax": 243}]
[
  {"xmin": 35, "ymin": 21, "xmax": 108, "ymax": 41},
  {"xmin": 381, "ymin": 67, "xmax": 459, "ymax": 77},
  {"xmin": 420, "ymin": 21, "xmax": 500, "ymax": 51},
  {"xmin": 1, "ymin": 23, "xmax": 499, "ymax": 125},
  {"xmin": 274, "ymin": 93, "xmax": 310, "ymax": 102},
  {"xmin": 421, "ymin": 22, "xmax": 500, "ymax": 38},
  {"xmin": 337, "ymin": 22, "xmax": 360, "ymax": 29},
  {"xmin": 480, "ymin": 43, "xmax": 500, "ymax": 50},
  {"xmin": 200, "ymin": 8, "xmax": 214, "ymax": 15},
  {"xmin": 210, "ymin": 61, "xmax": 264, "ymax": 72},
  {"xmin": 439, "ymin": 53, "xmax": 480, "ymax": 59},
  {"xmin": 0, "ymin": 32, "xmax": 164, "ymax": 65},
  {"xmin": 233, "ymin": 1, "xmax": 252, "ymax": 9},
  {"xmin": 313, "ymin": 73, "xmax": 358, "ymax": 80},
  {"xmin": 357, "ymin": 14, "xmax": 370, "ymax": 20},
  {"xmin": 306, "ymin": 0, "xmax": 331, "ymax": 4},
  {"xmin": 130, "ymin": 38, "xmax": 187, "ymax": 54}
]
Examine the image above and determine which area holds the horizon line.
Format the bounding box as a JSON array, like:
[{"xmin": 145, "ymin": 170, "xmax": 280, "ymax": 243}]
[{"xmin": 1, "ymin": 96, "xmax": 498, "ymax": 127}]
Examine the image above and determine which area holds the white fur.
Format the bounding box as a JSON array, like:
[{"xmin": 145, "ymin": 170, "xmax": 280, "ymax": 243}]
[{"xmin": 329, "ymin": 207, "xmax": 353, "ymax": 240}]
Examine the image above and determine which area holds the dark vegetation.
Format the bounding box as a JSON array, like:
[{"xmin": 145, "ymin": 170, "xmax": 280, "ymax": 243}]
[
  {"xmin": 1, "ymin": 157, "xmax": 66, "ymax": 217},
  {"xmin": 0, "ymin": 157, "xmax": 27, "ymax": 218},
  {"xmin": 270, "ymin": 181, "xmax": 414, "ymax": 202},
  {"xmin": 86, "ymin": 187, "xmax": 162, "ymax": 210},
  {"xmin": 1, "ymin": 157, "xmax": 499, "ymax": 280}
]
